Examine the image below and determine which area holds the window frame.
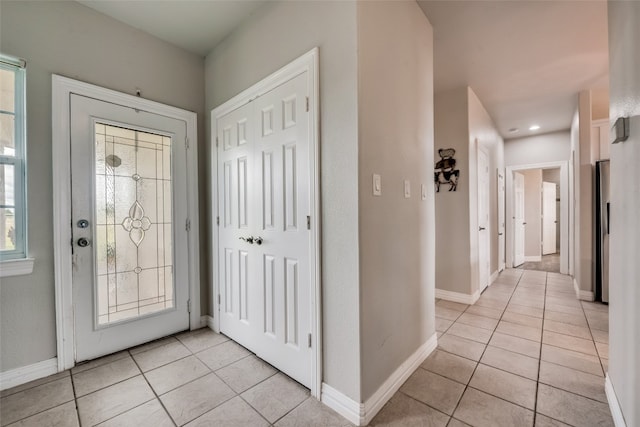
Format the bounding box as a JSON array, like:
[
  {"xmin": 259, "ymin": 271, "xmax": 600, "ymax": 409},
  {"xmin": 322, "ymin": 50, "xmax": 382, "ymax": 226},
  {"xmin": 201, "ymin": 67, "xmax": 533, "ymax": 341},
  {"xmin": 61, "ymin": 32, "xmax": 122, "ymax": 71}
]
[{"xmin": 0, "ymin": 54, "xmax": 28, "ymax": 261}]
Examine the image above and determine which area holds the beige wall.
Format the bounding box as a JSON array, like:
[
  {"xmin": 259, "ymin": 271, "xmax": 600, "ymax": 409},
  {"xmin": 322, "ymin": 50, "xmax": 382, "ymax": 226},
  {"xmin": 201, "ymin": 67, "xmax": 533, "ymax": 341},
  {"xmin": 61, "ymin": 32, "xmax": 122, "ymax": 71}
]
[
  {"xmin": 205, "ymin": 0, "xmax": 362, "ymax": 401},
  {"xmin": 607, "ymin": 2, "xmax": 640, "ymax": 425},
  {"xmin": 434, "ymin": 87, "xmax": 504, "ymax": 296},
  {"xmin": 434, "ymin": 88, "xmax": 471, "ymax": 294},
  {"xmin": 522, "ymin": 170, "xmax": 542, "ymax": 258},
  {"xmin": 357, "ymin": 0, "xmax": 434, "ymax": 400},
  {"xmin": 0, "ymin": 1, "xmax": 205, "ymax": 372},
  {"xmin": 505, "ymin": 131, "xmax": 571, "ymax": 166}
]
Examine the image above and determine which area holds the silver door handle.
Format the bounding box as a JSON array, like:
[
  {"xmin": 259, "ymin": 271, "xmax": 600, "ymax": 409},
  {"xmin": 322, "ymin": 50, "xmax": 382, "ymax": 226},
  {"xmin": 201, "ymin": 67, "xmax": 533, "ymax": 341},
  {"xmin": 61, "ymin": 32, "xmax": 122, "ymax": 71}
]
[
  {"xmin": 254, "ymin": 237, "xmax": 263, "ymax": 245},
  {"xmin": 498, "ymin": 232, "xmax": 503, "ymax": 235},
  {"xmin": 239, "ymin": 236, "xmax": 254, "ymax": 244},
  {"xmin": 523, "ymin": 222, "xmax": 527, "ymax": 225},
  {"xmin": 479, "ymin": 227, "xmax": 486, "ymax": 231}
]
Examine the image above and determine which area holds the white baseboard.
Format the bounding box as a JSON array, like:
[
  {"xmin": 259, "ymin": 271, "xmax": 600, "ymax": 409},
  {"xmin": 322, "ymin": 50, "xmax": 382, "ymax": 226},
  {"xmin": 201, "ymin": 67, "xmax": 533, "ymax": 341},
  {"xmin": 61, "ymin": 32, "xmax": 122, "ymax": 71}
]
[
  {"xmin": 362, "ymin": 333, "xmax": 438, "ymax": 425},
  {"xmin": 200, "ymin": 315, "xmax": 214, "ymax": 329},
  {"xmin": 524, "ymin": 256, "xmax": 542, "ymax": 262},
  {"xmin": 321, "ymin": 383, "xmax": 362, "ymax": 425},
  {"xmin": 321, "ymin": 333, "xmax": 438, "ymax": 426},
  {"xmin": 573, "ymin": 278, "xmax": 595, "ymax": 301},
  {"xmin": 490, "ymin": 270, "xmax": 499, "ymax": 285},
  {"xmin": 436, "ymin": 288, "xmax": 480, "ymax": 305},
  {"xmin": 605, "ymin": 374, "xmax": 627, "ymax": 427},
  {"xmin": 0, "ymin": 358, "xmax": 58, "ymax": 391}
]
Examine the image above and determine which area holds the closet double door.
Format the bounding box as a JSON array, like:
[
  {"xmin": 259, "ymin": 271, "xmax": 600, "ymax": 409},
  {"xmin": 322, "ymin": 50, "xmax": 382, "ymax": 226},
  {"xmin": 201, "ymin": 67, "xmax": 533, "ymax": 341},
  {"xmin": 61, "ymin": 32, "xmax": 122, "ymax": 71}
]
[{"xmin": 216, "ymin": 72, "xmax": 312, "ymax": 387}]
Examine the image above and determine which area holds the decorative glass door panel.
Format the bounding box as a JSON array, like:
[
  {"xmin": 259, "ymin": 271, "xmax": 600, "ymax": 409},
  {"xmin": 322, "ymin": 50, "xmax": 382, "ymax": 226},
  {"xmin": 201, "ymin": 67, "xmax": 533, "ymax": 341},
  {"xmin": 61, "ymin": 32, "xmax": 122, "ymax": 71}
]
[
  {"xmin": 94, "ymin": 123, "xmax": 174, "ymax": 325},
  {"xmin": 71, "ymin": 93, "xmax": 189, "ymax": 362}
]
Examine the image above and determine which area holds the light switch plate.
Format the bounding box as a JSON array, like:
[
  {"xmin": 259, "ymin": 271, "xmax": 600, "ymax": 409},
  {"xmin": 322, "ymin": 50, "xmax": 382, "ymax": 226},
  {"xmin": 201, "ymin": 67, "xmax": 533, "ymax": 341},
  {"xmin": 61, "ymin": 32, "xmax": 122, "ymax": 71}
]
[
  {"xmin": 404, "ymin": 180, "xmax": 411, "ymax": 198},
  {"xmin": 421, "ymin": 184, "xmax": 427, "ymax": 201},
  {"xmin": 373, "ymin": 174, "xmax": 382, "ymax": 196}
]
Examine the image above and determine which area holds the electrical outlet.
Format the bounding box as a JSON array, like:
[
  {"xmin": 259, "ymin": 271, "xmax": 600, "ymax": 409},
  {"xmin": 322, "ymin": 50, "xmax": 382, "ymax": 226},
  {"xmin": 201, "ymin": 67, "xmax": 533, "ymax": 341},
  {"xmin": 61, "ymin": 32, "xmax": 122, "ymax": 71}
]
[
  {"xmin": 404, "ymin": 180, "xmax": 411, "ymax": 198},
  {"xmin": 373, "ymin": 174, "xmax": 382, "ymax": 196}
]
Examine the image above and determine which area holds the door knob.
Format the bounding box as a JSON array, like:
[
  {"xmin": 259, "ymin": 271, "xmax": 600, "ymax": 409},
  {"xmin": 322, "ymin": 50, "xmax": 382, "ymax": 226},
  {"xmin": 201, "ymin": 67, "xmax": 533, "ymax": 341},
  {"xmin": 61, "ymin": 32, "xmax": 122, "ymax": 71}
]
[
  {"xmin": 498, "ymin": 232, "xmax": 503, "ymax": 236},
  {"xmin": 239, "ymin": 236, "xmax": 254, "ymax": 244},
  {"xmin": 479, "ymin": 227, "xmax": 486, "ymax": 231},
  {"xmin": 77, "ymin": 238, "xmax": 90, "ymax": 247},
  {"xmin": 254, "ymin": 237, "xmax": 263, "ymax": 245}
]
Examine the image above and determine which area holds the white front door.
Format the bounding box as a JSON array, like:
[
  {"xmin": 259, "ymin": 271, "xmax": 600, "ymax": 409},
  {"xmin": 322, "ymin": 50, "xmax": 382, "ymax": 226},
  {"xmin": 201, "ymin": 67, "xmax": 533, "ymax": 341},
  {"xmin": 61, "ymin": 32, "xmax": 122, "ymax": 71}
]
[
  {"xmin": 542, "ymin": 181, "xmax": 557, "ymax": 255},
  {"xmin": 71, "ymin": 94, "xmax": 190, "ymax": 361},
  {"xmin": 478, "ymin": 149, "xmax": 490, "ymax": 291},
  {"xmin": 217, "ymin": 72, "xmax": 312, "ymax": 388},
  {"xmin": 498, "ymin": 171, "xmax": 506, "ymax": 271},
  {"xmin": 514, "ymin": 172, "xmax": 526, "ymax": 267}
]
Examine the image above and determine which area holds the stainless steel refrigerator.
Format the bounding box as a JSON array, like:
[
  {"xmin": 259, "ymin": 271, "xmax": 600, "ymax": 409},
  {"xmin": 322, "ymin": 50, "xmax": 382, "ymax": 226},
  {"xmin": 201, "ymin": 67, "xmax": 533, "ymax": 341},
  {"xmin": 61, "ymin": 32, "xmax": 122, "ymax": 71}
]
[{"xmin": 595, "ymin": 160, "xmax": 610, "ymax": 303}]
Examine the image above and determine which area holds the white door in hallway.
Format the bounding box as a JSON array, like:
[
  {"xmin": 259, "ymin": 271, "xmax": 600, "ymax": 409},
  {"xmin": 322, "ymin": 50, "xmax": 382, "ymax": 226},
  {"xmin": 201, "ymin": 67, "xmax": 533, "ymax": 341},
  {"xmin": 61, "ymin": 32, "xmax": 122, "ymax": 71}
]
[
  {"xmin": 217, "ymin": 72, "xmax": 312, "ymax": 388},
  {"xmin": 478, "ymin": 149, "xmax": 490, "ymax": 291},
  {"xmin": 514, "ymin": 172, "xmax": 526, "ymax": 267},
  {"xmin": 542, "ymin": 181, "xmax": 557, "ymax": 255},
  {"xmin": 498, "ymin": 171, "xmax": 506, "ymax": 271},
  {"xmin": 71, "ymin": 94, "xmax": 190, "ymax": 362}
]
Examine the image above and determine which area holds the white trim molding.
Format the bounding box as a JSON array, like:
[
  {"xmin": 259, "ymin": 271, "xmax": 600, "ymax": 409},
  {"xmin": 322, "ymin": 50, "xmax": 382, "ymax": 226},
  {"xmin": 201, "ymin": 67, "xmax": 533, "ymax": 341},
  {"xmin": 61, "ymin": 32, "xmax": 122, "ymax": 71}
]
[
  {"xmin": 573, "ymin": 278, "xmax": 595, "ymax": 301},
  {"xmin": 211, "ymin": 48, "xmax": 321, "ymax": 398},
  {"xmin": 52, "ymin": 75, "xmax": 200, "ymax": 371},
  {"xmin": 506, "ymin": 161, "xmax": 570, "ymax": 275},
  {"xmin": 321, "ymin": 333, "xmax": 438, "ymax": 426},
  {"xmin": 605, "ymin": 374, "xmax": 627, "ymax": 427},
  {"xmin": 0, "ymin": 358, "xmax": 58, "ymax": 391},
  {"xmin": 0, "ymin": 258, "xmax": 34, "ymax": 278},
  {"xmin": 436, "ymin": 288, "xmax": 481, "ymax": 305},
  {"xmin": 200, "ymin": 315, "xmax": 215, "ymax": 329}
]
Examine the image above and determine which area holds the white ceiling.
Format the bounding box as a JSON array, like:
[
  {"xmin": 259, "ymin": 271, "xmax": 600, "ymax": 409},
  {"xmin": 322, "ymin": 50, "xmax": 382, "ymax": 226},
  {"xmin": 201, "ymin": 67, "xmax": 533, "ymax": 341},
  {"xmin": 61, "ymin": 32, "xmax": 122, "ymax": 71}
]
[
  {"xmin": 78, "ymin": 0, "xmax": 267, "ymax": 57},
  {"xmin": 78, "ymin": 0, "xmax": 609, "ymax": 139},
  {"xmin": 418, "ymin": 0, "xmax": 610, "ymax": 138}
]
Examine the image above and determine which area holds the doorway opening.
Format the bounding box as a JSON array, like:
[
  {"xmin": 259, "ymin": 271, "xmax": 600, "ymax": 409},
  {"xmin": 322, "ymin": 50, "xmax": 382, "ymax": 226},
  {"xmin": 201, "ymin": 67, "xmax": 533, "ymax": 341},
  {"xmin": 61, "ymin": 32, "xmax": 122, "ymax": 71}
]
[{"xmin": 506, "ymin": 161, "xmax": 570, "ymax": 275}]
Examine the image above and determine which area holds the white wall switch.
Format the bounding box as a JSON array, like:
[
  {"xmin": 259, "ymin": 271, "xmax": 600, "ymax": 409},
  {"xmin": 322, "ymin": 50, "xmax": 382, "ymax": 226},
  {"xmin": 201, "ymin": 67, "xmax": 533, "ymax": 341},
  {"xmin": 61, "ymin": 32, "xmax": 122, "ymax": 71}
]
[
  {"xmin": 404, "ymin": 180, "xmax": 411, "ymax": 198},
  {"xmin": 373, "ymin": 174, "xmax": 382, "ymax": 196},
  {"xmin": 421, "ymin": 184, "xmax": 427, "ymax": 201}
]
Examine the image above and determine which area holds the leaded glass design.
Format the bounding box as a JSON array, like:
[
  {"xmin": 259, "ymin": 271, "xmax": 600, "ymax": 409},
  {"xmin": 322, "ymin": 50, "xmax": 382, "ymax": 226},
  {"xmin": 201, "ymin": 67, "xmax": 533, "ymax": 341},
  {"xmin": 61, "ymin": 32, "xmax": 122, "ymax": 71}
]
[{"xmin": 95, "ymin": 123, "xmax": 173, "ymax": 325}]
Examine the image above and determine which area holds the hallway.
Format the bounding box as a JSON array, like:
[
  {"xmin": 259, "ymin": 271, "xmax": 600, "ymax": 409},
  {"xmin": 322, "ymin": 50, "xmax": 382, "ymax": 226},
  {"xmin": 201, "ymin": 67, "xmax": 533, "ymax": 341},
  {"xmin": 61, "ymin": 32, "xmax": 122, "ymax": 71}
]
[
  {"xmin": 383, "ymin": 269, "xmax": 611, "ymax": 426},
  {"xmin": 0, "ymin": 269, "xmax": 612, "ymax": 426}
]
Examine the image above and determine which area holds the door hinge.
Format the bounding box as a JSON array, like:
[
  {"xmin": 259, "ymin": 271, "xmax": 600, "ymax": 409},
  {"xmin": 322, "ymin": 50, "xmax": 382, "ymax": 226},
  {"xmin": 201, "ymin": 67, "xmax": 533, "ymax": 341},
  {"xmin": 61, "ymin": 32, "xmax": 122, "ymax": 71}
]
[
  {"xmin": 216, "ymin": 216, "xmax": 220, "ymax": 226},
  {"xmin": 187, "ymin": 299, "xmax": 192, "ymax": 313},
  {"xmin": 218, "ymin": 294, "xmax": 221, "ymax": 305},
  {"xmin": 307, "ymin": 215, "xmax": 311, "ymax": 230},
  {"xmin": 216, "ymin": 136, "xmax": 219, "ymax": 147},
  {"xmin": 306, "ymin": 96, "xmax": 309, "ymax": 112},
  {"xmin": 186, "ymin": 218, "xmax": 191, "ymax": 232},
  {"xmin": 185, "ymin": 138, "xmax": 190, "ymax": 150},
  {"xmin": 308, "ymin": 333, "xmax": 312, "ymax": 348}
]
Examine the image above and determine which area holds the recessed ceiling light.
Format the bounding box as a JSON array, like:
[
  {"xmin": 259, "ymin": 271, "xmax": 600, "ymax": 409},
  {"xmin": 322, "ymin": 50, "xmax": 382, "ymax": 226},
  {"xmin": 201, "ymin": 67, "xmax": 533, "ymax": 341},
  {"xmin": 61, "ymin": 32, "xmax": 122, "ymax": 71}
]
[
  {"xmin": 529, "ymin": 125, "xmax": 541, "ymax": 131},
  {"xmin": 508, "ymin": 128, "xmax": 519, "ymax": 133}
]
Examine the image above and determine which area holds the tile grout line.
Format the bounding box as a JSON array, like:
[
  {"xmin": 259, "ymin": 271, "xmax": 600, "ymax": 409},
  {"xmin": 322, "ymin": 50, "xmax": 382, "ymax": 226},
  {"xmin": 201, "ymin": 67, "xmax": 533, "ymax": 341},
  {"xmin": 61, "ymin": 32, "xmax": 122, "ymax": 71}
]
[
  {"xmin": 531, "ymin": 271, "xmax": 549, "ymax": 426},
  {"xmin": 445, "ymin": 269, "xmax": 525, "ymax": 423},
  {"xmin": 578, "ymin": 300, "xmax": 609, "ymax": 376}
]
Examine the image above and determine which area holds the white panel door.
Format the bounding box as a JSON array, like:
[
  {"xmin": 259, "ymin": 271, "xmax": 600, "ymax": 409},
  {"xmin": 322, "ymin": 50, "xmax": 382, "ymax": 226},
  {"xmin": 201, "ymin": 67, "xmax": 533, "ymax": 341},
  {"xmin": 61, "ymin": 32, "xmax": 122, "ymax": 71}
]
[
  {"xmin": 478, "ymin": 150, "xmax": 490, "ymax": 291},
  {"xmin": 542, "ymin": 181, "xmax": 557, "ymax": 255},
  {"xmin": 514, "ymin": 172, "xmax": 526, "ymax": 267},
  {"xmin": 71, "ymin": 94, "xmax": 190, "ymax": 361},
  {"xmin": 217, "ymin": 102, "xmax": 256, "ymax": 344},
  {"xmin": 217, "ymin": 72, "xmax": 312, "ymax": 388},
  {"xmin": 498, "ymin": 171, "xmax": 506, "ymax": 271}
]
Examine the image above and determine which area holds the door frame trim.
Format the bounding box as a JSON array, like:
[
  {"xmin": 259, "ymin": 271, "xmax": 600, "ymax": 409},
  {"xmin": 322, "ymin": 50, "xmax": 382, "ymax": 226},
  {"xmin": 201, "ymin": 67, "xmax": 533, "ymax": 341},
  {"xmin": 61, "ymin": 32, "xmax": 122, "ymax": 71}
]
[
  {"xmin": 476, "ymin": 145, "xmax": 491, "ymax": 293},
  {"xmin": 506, "ymin": 161, "xmax": 570, "ymax": 274},
  {"xmin": 52, "ymin": 75, "xmax": 200, "ymax": 371},
  {"xmin": 210, "ymin": 48, "xmax": 321, "ymax": 397}
]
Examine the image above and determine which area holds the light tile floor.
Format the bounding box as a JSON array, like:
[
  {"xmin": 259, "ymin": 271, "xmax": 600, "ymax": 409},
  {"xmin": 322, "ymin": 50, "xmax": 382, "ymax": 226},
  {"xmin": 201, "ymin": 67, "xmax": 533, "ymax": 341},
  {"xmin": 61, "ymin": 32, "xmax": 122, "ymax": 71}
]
[
  {"xmin": 1, "ymin": 269, "xmax": 612, "ymax": 427},
  {"xmin": 371, "ymin": 269, "xmax": 612, "ymax": 427}
]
